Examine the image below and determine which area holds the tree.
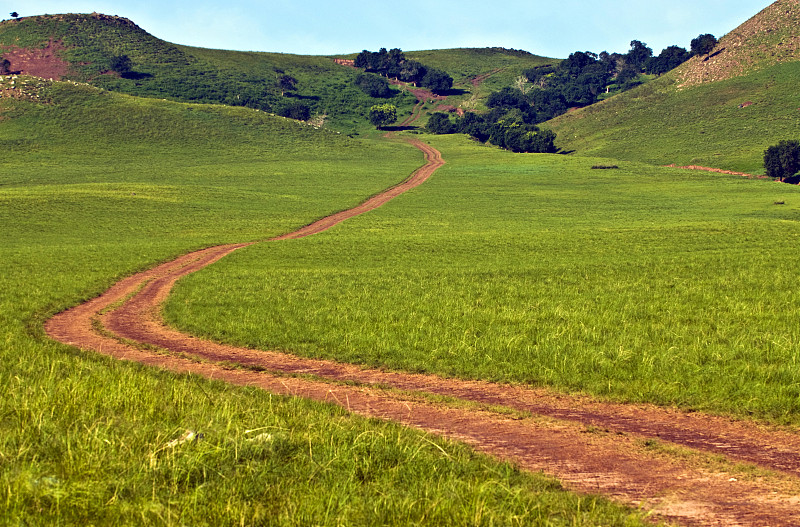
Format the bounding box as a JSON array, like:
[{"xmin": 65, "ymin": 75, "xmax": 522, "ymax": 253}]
[
  {"xmin": 645, "ymin": 46, "xmax": 690, "ymax": 75},
  {"xmin": 764, "ymin": 140, "xmax": 800, "ymax": 181},
  {"xmin": 420, "ymin": 67, "xmax": 453, "ymax": 94},
  {"xmin": 426, "ymin": 112, "xmax": 454, "ymax": 134},
  {"xmin": 368, "ymin": 103, "xmax": 397, "ymax": 129},
  {"xmin": 109, "ymin": 54, "xmax": 132, "ymax": 76},
  {"xmin": 626, "ymin": 40, "xmax": 653, "ymax": 70},
  {"xmin": 690, "ymin": 34, "xmax": 718, "ymax": 56},
  {"xmin": 0, "ymin": 59, "xmax": 10, "ymax": 75},
  {"xmin": 355, "ymin": 73, "xmax": 393, "ymax": 98},
  {"xmin": 278, "ymin": 75, "xmax": 298, "ymax": 96},
  {"xmin": 10, "ymin": 12, "xmax": 19, "ymax": 18},
  {"xmin": 398, "ymin": 60, "xmax": 425, "ymax": 84},
  {"xmin": 486, "ymin": 87, "xmax": 528, "ymax": 111}
]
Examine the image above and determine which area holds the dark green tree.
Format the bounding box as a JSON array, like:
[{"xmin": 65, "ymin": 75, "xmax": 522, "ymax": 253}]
[
  {"xmin": 0, "ymin": 58, "xmax": 10, "ymax": 75},
  {"xmin": 645, "ymin": 46, "xmax": 690, "ymax": 75},
  {"xmin": 109, "ymin": 54, "xmax": 132, "ymax": 76},
  {"xmin": 626, "ymin": 40, "xmax": 653, "ymax": 70},
  {"xmin": 691, "ymin": 34, "xmax": 718, "ymax": 56},
  {"xmin": 368, "ymin": 103, "xmax": 397, "ymax": 129},
  {"xmin": 523, "ymin": 64, "xmax": 557, "ymax": 86},
  {"xmin": 487, "ymin": 87, "xmax": 528, "ymax": 111},
  {"xmin": 398, "ymin": 60, "xmax": 425, "ymax": 84},
  {"xmin": 420, "ymin": 68, "xmax": 453, "ymax": 94},
  {"xmin": 10, "ymin": 12, "xmax": 19, "ymax": 18},
  {"xmin": 426, "ymin": 112, "xmax": 455, "ymax": 134},
  {"xmin": 455, "ymin": 112, "xmax": 490, "ymax": 142},
  {"xmin": 278, "ymin": 75, "xmax": 298, "ymax": 96},
  {"xmin": 764, "ymin": 140, "xmax": 800, "ymax": 181},
  {"xmin": 355, "ymin": 73, "xmax": 393, "ymax": 98}
]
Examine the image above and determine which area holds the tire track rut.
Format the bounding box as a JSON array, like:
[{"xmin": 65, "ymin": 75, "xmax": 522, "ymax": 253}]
[{"xmin": 45, "ymin": 138, "xmax": 800, "ymax": 526}]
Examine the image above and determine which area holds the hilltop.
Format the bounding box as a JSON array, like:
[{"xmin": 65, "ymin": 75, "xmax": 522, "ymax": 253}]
[
  {"xmin": 545, "ymin": 0, "xmax": 800, "ymax": 173},
  {"xmin": 676, "ymin": 0, "xmax": 800, "ymax": 87}
]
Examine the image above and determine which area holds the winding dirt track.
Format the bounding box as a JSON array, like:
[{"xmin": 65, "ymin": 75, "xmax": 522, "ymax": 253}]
[{"xmin": 45, "ymin": 138, "xmax": 800, "ymax": 526}]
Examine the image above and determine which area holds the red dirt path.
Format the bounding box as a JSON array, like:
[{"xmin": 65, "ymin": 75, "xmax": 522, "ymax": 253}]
[
  {"xmin": 664, "ymin": 164, "xmax": 768, "ymax": 179},
  {"xmin": 45, "ymin": 139, "xmax": 800, "ymax": 526}
]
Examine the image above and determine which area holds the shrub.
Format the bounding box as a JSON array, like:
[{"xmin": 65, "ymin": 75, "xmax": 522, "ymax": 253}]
[
  {"xmin": 277, "ymin": 101, "xmax": 310, "ymax": 121},
  {"xmin": 355, "ymin": 73, "xmax": 393, "ymax": 98}
]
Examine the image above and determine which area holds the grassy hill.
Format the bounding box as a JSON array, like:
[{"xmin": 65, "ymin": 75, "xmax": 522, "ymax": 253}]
[
  {"xmin": 545, "ymin": 0, "xmax": 800, "ymax": 174},
  {"xmin": 0, "ymin": 14, "xmax": 557, "ymax": 135},
  {"xmin": 0, "ymin": 13, "xmax": 418, "ymax": 134}
]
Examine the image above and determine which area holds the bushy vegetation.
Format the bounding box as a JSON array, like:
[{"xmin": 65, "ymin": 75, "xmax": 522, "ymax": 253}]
[
  {"xmin": 368, "ymin": 103, "xmax": 397, "ymax": 129},
  {"xmin": 427, "ymin": 110, "xmax": 557, "ymax": 153},
  {"xmin": 355, "ymin": 72, "xmax": 395, "ymax": 98},
  {"xmin": 355, "ymin": 48, "xmax": 453, "ymax": 94},
  {"xmin": 513, "ymin": 35, "xmax": 713, "ymax": 125}
]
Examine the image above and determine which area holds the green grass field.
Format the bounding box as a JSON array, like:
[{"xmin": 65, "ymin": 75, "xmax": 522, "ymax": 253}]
[
  {"xmin": 407, "ymin": 48, "xmax": 557, "ymax": 96},
  {"xmin": 0, "ymin": 82, "xmax": 653, "ymax": 525},
  {"xmin": 165, "ymin": 133, "xmax": 800, "ymax": 424}
]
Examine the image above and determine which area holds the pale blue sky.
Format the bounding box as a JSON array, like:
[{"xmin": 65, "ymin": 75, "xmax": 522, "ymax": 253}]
[{"xmin": 5, "ymin": 1, "xmax": 771, "ymax": 58}]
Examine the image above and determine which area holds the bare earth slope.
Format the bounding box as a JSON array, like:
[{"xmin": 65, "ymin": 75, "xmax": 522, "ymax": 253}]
[
  {"xmin": 46, "ymin": 137, "xmax": 800, "ymax": 526},
  {"xmin": 677, "ymin": 0, "xmax": 800, "ymax": 87}
]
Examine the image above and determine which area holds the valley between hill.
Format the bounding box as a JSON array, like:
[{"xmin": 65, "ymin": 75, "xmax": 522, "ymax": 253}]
[
  {"xmin": 44, "ymin": 136, "xmax": 800, "ymax": 526},
  {"xmin": 5, "ymin": 2, "xmax": 800, "ymax": 525}
]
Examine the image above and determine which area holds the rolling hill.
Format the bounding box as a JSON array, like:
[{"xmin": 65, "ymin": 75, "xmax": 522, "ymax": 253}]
[
  {"xmin": 0, "ymin": 14, "xmax": 555, "ymax": 134},
  {"xmin": 545, "ymin": 0, "xmax": 800, "ymax": 174}
]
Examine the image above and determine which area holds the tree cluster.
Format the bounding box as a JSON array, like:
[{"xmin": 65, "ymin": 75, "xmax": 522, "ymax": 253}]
[
  {"xmin": 427, "ymin": 110, "xmax": 557, "ymax": 154},
  {"xmin": 691, "ymin": 34, "xmax": 719, "ymax": 56},
  {"xmin": 514, "ymin": 34, "xmax": 716, "ymax": 125},
  {"xmin": 354, "ymin": 48, "xmax": 453, "ymax": 94}
]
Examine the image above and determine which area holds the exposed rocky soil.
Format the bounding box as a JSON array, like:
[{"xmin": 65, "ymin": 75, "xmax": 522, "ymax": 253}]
[
  {"xmin": 677, "ymin": 0, "xmax": 800, "ymax": 87},
  {"xmin": 0, "ymin": 39, "xmax": 71, "ymax": 80}
]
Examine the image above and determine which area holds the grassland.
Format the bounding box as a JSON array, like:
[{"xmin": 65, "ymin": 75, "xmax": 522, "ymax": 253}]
[
  {"xmin": 546, "ymin": 62, "xmax": 800, "ymax": 173},
  {"xmin": 165, "ymin": 133, "xmax": 800, "ymax": 425},
  {"xmin": 0, "ymin": 82, "xmax": 652, "ymax": 525},
  {"xmin": 407, "ymin": 48, "xmax": 557, "ymax": 94}
]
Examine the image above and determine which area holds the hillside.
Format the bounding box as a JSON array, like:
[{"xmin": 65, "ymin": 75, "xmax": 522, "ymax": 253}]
[
  {"xmin": 545, "ymin": 0, "xmax": 800, "ymax": 174},
  {"xmin": 0, "ymin": 14, "xmax": 557, "ymax": 134},
  {"xmin": 0, "ymin": 13, "xmax": 417, "ymax": 133}
]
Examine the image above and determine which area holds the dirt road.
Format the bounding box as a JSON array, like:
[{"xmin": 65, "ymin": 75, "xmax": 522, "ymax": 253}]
[{"xmin": 46, "ymin": 138, "xmax": 800, "ymax": 526}]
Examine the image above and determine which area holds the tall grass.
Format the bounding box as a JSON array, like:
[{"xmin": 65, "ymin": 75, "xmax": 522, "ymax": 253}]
[
  {"xmin": 0, "ymin": 84, "xmax": 651, "ymax": 524},
  {"xmin": 166, "ymin": 134, "xmax": 800, "ymax": 424}
]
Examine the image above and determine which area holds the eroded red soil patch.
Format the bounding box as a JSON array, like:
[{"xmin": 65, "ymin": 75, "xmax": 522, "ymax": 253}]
[
  {"xmin": 46, "ymin": 140, "xmax": 800, "ymax": 526},
  {"xmin": 1, "ymin": 39, "xmax": 71, "ymax": 79}
]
